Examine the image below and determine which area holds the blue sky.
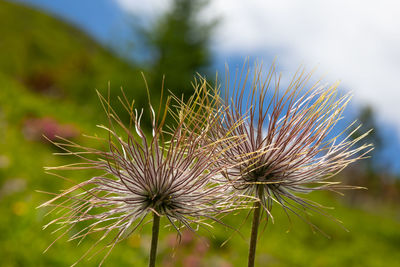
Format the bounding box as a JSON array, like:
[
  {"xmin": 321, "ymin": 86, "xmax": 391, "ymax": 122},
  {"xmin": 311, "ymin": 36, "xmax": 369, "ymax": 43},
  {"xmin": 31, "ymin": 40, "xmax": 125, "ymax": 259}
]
[
  {"xmin": 11, "ymin": 0, "xmax": 129, "ymax": 45},
  {"xmin": 9, "ymin": 0, "xmax": 400, "ymax": 174}
]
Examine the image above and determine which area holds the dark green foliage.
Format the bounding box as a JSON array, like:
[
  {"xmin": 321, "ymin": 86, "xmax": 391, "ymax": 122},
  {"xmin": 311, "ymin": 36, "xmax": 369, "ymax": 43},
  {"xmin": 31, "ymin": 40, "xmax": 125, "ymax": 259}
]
[
  {"xmin": 351, "ymin": 106, "xmax": 382, "ymax": 159},
  {"xmin": 348, "ymin": 106, "xmax": 385, "ymax": 198},
  {"xmin": 140, "ymin": 0, "xmax": 216, "ymax": 102}
]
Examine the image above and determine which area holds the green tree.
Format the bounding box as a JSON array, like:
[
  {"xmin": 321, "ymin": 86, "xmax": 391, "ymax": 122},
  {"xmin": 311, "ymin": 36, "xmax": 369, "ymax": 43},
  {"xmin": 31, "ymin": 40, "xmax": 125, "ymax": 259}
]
[
  {"xmin": 347, "ymin": 105, "xmax": 384, "ymax": 200},
  {"xmin": 140, "ymin": 0, "xmax": 216, "ymax": 103},
  {"xmin": 351, "ymin": 105, "xmax": 382, "ymax": 170}
]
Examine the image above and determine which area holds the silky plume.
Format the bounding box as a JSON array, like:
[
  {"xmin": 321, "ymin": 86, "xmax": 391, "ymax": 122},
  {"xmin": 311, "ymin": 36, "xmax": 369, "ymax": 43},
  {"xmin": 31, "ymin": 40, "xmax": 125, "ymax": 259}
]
[
  {"xmin": 204, "ymin": 62, "xmax": 372, "ymax": 267},
  {"xmin": 38, "ymin": 80, "xmax": 242, "ymax": 266}
]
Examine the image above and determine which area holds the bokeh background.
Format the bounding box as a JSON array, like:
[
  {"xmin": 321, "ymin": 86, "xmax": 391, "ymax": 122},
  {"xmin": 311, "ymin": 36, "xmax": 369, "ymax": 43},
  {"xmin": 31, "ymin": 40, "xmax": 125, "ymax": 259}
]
[{"xmin": 1, "ymin": 0, "xmax": 399, "ymax": 266}]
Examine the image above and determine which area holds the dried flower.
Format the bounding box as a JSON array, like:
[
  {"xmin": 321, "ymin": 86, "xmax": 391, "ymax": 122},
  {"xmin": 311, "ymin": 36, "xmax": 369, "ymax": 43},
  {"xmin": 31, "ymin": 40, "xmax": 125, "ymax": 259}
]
[
  {"xmin": 39, "ymin": 84, "xmax": 233, "ymax": 266},
  {"xmin": 209, "ymin": 62, "xmax": 372, "ymax": 267}
]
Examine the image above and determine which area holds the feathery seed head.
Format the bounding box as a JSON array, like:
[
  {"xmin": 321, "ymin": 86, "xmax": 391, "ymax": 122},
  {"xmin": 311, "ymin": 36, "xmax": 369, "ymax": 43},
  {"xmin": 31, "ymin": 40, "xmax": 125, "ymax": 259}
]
[
  {"xmin": 212, "ymin": 62, "xmax": 372, "ymax": 224},
  {"xmin": 39, "ymin": 86, "xmax": 232, "ymax": 265}
]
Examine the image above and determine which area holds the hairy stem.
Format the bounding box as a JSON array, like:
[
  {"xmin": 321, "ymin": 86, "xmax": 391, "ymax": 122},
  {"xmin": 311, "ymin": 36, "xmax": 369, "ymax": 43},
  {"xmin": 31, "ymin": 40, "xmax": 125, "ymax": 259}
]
[
  {"xmin": 149, "ymin": 213, "xmax": 160, "ymax": 267},
  {"xmin": 248, "ymin": 186, "xmax": 264, "ymax": 267}
]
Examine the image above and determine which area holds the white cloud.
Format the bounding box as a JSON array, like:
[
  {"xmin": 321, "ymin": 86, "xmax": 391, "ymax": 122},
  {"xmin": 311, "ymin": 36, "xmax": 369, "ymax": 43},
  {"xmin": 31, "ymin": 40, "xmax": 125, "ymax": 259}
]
[
  {"xmin": 115, "ymin": 0, "xmax": 400, "ymax": 136},
  {"xmin": 115, "ymin": 0, "xmax": 169, "ymax": 17}
]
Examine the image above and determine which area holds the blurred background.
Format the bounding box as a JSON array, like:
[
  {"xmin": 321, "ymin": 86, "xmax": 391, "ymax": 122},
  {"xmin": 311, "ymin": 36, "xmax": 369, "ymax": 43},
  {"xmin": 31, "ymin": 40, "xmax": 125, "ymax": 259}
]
[{"xmin": 0, "ymin": 0, "xmax": 399, "ymax": 266}]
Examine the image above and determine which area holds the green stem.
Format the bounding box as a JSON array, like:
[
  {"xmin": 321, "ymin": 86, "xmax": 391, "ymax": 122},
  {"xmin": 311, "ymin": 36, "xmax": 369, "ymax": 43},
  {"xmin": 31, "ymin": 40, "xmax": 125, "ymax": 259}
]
[
  {"xmin": 248, "ymin": 186, "xmax": 264, "ymax": 267},
  {"xmin": 149, "ymin": 213, "xmax": 160, "ymax": 267}
]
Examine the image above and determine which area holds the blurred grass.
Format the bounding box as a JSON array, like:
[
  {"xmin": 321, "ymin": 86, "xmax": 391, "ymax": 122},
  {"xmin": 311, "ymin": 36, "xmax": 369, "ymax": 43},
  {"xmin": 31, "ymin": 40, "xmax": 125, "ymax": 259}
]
[{"xmin": 0, "ymin": 1, "xmax": 399, "ymax": 266}]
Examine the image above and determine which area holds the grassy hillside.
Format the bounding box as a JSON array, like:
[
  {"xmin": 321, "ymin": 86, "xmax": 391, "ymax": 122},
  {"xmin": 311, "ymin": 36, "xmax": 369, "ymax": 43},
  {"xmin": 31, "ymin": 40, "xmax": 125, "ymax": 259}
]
[
  {"xmin": 0, "ymin": 0, "xmax": 148, "ymax": 109},
  {"xmin": 0, "ymin": 1, "xmax": 399, "ymax": 266}
]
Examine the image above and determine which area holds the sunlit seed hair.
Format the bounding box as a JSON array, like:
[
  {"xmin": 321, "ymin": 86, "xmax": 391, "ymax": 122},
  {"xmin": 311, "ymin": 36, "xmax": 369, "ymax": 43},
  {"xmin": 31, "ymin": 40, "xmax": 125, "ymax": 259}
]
[
  {"xmin": 212, "ymin": 62, "xmax": 372, "ymax": 230},
  {"xmin": 39, "ymin": 82, "xmax": 233, "ymax": 266}
]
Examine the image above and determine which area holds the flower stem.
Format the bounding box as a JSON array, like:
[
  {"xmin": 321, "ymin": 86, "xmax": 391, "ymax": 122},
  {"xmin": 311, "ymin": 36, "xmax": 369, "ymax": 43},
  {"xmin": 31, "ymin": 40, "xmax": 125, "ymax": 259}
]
[
  {"xmin": 248, "ymin": 186, "xmax": 264, "ymax": 267},
  {"xmin": 149, "ymin": 213, "xmax": 160, "ymax": 267}
]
